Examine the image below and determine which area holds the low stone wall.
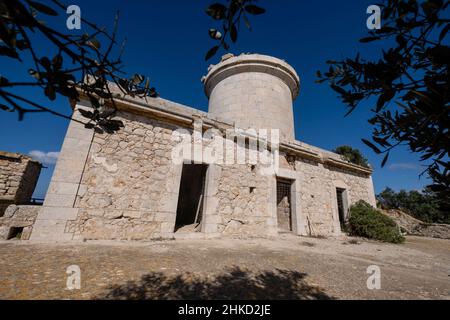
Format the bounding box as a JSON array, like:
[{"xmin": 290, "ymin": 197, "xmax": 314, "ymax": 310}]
[
  {"xmin": 0, "ymin": 205, "xmax": 41, "ymax": 240},
  {"xmin": 0, "ymin": 151, "xmax": 42, "ymax": 216},
  {"xmin": 382, "ymin": 209, "xmax": 450, "ymax": 240}
]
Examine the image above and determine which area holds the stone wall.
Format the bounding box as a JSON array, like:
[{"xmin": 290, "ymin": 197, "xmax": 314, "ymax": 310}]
[
  {"xmin": 0, "ymin": 151, "xmax": 41, "ymax": 216},
  {"xmin": 61, "ymin": 109, "xmax": 375, "ymax": 240},
  {"xmin": 68, "ymin": 111, "xmax": 276, "ymax": 240},
  {"xmin": 276, "ymin": 153, "xmax": 375, "ymax": 237},
  {"xmin": 70, "ymin": 111, "xmax": 188, "ymax": 240},
  {"xmin": 215, "ymin": 164, "xmax": 273, "ymax": 237},
  {"xmin": 0, "ymin": 205, "xmax": 40, "ymax": 240},
  {"xmin": 29, "ymin": 107, "xmax": 377, "ymax": 241},
  {"xmin": 27, "ymin": 52, "xmax": 378, "ymax": 242}
]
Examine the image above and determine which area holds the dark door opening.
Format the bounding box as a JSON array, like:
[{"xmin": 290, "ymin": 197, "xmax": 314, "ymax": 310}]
[
  {"xmin": 336, "ymin": 188, "xmax": 347, "ymax": 230},
  {"xmin": 7, "ymin": 226, "xmax": 24, "ymax": 240},
  {"xmin": 175, "ymin": 164, "xmax": 208, "ymax": 232},
  {"xmin": 276, "ymin": 178, "xmax": 293, "ymax": 232}
]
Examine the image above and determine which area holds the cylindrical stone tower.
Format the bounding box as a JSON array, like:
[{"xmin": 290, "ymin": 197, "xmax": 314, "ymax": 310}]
[{"xmin": 203, "ymin": 53, "xmax": 300, "ymax": 141}]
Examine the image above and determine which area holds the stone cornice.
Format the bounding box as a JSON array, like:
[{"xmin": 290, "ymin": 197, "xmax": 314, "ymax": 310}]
[
  {"xmin": 323, "ymin": 156, "xmax": 373, "ymax": 175},
  {"xmin": 75, "ymin": 89, "xmax": 372, "ymax": 177},
  {"xmin": 203, "ymin": 54, "xmax": 301, "ymax": 100},
  {"xmin": 279, "ymin": 143, "xmax": 373, "ymax": 175}
]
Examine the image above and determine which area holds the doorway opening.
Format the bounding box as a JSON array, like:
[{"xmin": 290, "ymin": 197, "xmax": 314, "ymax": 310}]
[
  {"xmin": 336, "ymin": 188, "xmax": 348, "ymax": 230},
  {"xmin": 175, "ymin": 164, "xmax": 208, "ymax": 233},
  {"xmin": 276, "ymin": 178, "xmax": 293, "ymax": 232},
  {"xmin": 7, "ymin": 226, "xmax": 24, "ymax": 240}
]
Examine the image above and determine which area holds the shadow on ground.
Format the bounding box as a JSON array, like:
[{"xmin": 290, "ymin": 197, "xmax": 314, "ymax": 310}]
[{"xmin": 97, "ymin": 266, "xmax": 334, "ymax": 300}]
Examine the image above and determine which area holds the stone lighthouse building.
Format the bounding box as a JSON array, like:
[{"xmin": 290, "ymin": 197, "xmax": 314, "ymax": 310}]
[{"xmin": 30, "ymin": 54, "xmax": 376, "ymax": 242}]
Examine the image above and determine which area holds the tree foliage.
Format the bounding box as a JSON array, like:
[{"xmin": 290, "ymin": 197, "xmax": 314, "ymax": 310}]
[
  {"xmin": 0, "ymin": 0, "xmax": 157, "ymax": 132},
  {"xmin": 317, "ymin": 0, "xmax": 450, "ymax": 203},
  {"xmin": 333, "ymin": 145, "xmax": 370, "ymax": 168},
  {"xmin": 0, "ymin": 0, "xmax": 265, "ymax": 131},
  {"xmin": 377, "ymin": 187, "xmax": 450, "ymax": 223},
  {"xmin": 205, "ymin": 0, "xmax": 265, "ymax": 60}
]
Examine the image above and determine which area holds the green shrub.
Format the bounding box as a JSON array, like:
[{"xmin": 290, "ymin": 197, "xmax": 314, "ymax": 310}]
[{"xmin": 347, "ymin": 200, "xmax": 405, "ymax": 244}]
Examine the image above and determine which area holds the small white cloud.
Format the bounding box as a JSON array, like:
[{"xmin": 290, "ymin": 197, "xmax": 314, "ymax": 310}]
[
  {"xmin": 388, "ymin": 163, "xmax": 419, "ymax": 171},
  {"xmin": 29, "ymin": 150, "xmax": 59, "ymax": 166}
]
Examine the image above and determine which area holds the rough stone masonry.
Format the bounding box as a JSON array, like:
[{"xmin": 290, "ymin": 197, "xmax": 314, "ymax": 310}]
[
  {"xmin": 29, "ymin": 53, "xmax": 377, "ymax": 242},
  {"xmin": 0, "ymin": 151, "xmax": 41, "ymax": 215},
  {"xmin": 0, "ymin": 151, "xmax": 42, "ymax": 240}
]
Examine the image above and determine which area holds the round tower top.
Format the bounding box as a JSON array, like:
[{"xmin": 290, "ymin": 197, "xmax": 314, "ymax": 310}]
[{"xmin": 203, "ymin": 53, "xmax": 300, "ymax": 100}]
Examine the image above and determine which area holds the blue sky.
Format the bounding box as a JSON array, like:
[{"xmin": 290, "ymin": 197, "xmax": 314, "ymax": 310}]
[{"xmin": 0, "ymin": 0, "xmax": 431, "ymax": 198}]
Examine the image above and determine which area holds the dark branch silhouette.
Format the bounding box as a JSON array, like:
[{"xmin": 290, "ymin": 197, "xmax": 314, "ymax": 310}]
[
  {"xmin": 1, "ymin": 0, "xmax": 158, "ymax": 133},
  {"xmin": 0, "ymin": 0, "xmax": 265, "ymax": 130}
]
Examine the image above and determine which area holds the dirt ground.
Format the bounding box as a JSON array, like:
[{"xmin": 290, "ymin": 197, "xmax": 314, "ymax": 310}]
[{"xmin": 0, "ymin": 235, "xmax": 449, "ymax": 300}]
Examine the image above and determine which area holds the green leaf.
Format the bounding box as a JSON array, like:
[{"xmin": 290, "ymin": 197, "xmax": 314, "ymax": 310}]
[
  {"xmin": 28, "ymin": 69, "xmax": 40, "ymax": 80},
  {"xmin": 28, "ymin": 1, "xmax": 58, "ymax": 16},
  {"xmin": 79, "ymin": 108, "xmax": 94, "ymax": 119},
  {"xmin": 0, "ymin": 76, "xmax": 9, "ymax": 86},
  {"xmin": 16, "ymin": 40, "xmax": 29, "ymax": 50},
  {"xmin": 381, "ymin": 152, "xmax": 389, "ymax": 167},
  {"xmin": 205, "ymin": 3, "xmax": 227, "ymax": 20},
  {"xmin": 39, "ymin": 57, "xmax": 51, "ymax": 70},
  {"xmin": 359, "ymin": 36, "xmax": 381, "ymax": 43},
  {"xmin": 376, "ymin": 90, "xmax": 395, "ymax": 112},
  {"xmin": 205, "ymin": 45, "xmax": 219, "ymax": 61},
  {"xmin": 0, "ymin": 45, "xmax": 18, "ymax": 59},
  {"xmin": 428, "ymin": 184, "xmax": 446, "ymax": 192},
  {"xmin": 0, "ymin": 104, "xmax": 13, "ymax": 112},
  {"xmin": 243, "ymin": 15, "xmax": 252, "ymax": 30},
  {"xmin": 376, "ymin": 26, "xmax": 395, "ymax": 34},
  {"xmin": 131, "ymin": 74, "xmax": 144, "ymax": 85},
  {"xmin": 330, "ymin": 84, "xmax": 346, "ymax": 95},
  {"xmin": 208, "ymin": 29, "xmax": 222, "ymax": 40},
  {"xmin": 52, "ymin": 54, "xmax": 63, "ymax": 70},
  {"xmin": 87, "ymin": 38, "xmax": 101, "ymax": 50},
  {"xmin": 230, "ymin": 24, "xmax": 237, "ymax": 43},
  {"xmin": 44, "ymin": 85, "xmax": 56, "ymax": 100},
  {"xmin": 362, "ymin": 138, "xmax": 382, "ymax": 154},
  {"xmin": 244, "ymin": 5, "xmax": 266, "ymax": 15}
]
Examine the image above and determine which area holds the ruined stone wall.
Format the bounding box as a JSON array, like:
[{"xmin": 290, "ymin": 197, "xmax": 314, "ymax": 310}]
[
  {"xmin": 0, "ymin": 205, "xmax": 40, "ymax": 240},
  {"xmin": 0, "ymin": 151, "xmax": 41, "ymax": 215}
]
